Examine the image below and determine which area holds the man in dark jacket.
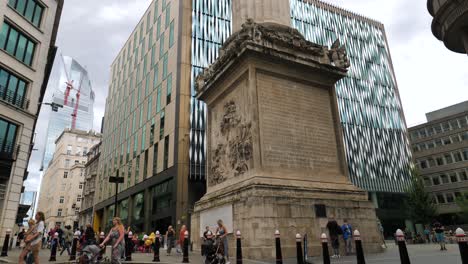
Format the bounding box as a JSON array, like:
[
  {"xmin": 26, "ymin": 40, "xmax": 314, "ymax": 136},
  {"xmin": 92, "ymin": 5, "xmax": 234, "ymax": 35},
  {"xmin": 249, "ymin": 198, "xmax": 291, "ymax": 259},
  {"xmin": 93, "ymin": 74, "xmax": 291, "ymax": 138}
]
[{"xmin": 326, "ymin": 216, "xmax": 342, "ymax": 258}]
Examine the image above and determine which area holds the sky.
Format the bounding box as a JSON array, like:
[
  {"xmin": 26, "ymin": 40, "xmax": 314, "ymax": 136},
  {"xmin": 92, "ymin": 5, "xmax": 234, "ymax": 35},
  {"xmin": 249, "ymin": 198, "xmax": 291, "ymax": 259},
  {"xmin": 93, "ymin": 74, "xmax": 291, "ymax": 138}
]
[{"xmin": 23, "ymin": 0, "xmax": 468, "ymax": 191}]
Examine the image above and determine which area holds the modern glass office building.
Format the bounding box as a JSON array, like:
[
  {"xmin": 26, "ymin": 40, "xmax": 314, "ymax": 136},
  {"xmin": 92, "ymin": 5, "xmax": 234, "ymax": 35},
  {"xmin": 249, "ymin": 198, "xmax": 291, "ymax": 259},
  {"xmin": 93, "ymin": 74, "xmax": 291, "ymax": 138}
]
[
  {"xmin": 96, "ymin": 0, "xmax": 412, "ymax": 234},
  {"xmin": 41, "ymin": 56, "xmax": 95, "ymax": 169}
]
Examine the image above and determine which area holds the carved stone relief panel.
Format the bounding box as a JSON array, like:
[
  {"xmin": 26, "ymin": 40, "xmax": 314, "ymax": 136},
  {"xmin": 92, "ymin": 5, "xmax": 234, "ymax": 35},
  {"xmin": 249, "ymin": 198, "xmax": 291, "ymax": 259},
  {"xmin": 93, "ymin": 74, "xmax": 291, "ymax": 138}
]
[{"xmin": 209, "ymin": 96, "xmax": 253, "ymax": 187}]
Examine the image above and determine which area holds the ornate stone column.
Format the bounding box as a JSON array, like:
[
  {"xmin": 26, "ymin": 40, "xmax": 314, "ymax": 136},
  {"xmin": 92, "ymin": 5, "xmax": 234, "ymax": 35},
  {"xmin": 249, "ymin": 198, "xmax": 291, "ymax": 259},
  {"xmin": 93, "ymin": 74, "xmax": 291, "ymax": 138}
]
[{"xmin": 232, "ymin": 0, "xmax": 291, "ymax": 32}]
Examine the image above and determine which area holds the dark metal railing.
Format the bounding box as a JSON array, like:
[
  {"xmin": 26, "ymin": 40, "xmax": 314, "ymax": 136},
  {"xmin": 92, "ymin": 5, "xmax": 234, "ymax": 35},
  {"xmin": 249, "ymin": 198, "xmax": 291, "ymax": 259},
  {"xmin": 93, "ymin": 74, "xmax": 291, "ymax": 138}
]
[
  {"xmin": 0, "ymin": 84, "xmax": 28, "ymax": 109},
  {"xmin": 0, "ymin": 142, "xmax": 19, "ymax": 161}
]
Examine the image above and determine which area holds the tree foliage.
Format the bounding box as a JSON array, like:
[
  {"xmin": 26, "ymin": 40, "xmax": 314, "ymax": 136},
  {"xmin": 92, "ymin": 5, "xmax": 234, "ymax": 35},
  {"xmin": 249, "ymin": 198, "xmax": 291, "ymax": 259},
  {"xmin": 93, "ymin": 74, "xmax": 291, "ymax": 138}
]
[
  {"xmin": 405, "ymin": 168, "xmax": 436, "ymax": 224},
  {"xmin": 455, "ymin": 193, "xmax": 468, "ymax": 222}
]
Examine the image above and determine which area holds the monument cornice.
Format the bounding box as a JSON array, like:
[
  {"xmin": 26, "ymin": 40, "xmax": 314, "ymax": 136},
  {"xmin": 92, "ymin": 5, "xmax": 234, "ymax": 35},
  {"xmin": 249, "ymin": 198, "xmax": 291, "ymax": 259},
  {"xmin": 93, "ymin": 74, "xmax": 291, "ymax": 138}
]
[{"xmin": 195, "ymin": 19, "xmax": 350, "ymax": 99}]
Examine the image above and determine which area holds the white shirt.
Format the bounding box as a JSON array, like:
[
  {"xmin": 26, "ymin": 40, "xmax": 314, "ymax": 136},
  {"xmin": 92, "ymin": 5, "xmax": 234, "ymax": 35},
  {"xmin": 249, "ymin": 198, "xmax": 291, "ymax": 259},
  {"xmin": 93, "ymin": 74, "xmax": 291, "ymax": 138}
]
[{"xmin": 30, "ymin": 221, "xmax": 44, "ymax": 246}]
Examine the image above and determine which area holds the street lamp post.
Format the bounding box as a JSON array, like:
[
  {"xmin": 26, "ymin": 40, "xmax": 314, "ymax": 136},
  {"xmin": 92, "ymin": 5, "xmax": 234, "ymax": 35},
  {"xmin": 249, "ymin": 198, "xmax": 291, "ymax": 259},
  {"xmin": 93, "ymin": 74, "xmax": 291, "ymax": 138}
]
[{"xmin": 109, "ymin": 175, "xmax": 124, "ymax": 217}]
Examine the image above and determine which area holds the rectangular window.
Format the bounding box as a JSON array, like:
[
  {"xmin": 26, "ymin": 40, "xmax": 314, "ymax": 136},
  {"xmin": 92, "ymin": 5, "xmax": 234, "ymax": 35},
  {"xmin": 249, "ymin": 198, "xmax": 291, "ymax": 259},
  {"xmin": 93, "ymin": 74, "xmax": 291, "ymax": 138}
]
[
  {"xmin": 159, "ymin": 34, "xmax": 165, "ymax": 59},
  {"xmin": 153, "ymin": 143, "xmax": 158, "ymax": 175},
  {"xmin": 156, "ymin": 16, "xmax": 161, "ymax": 39},
  {"xmin": 169, "ymin": 20, "xmax": 174, "ymax": 47},
  {"xmin": 440, "ymin": 174, "xmax": 449, "ymax": 184},
  {"xmin": 145, "ymin": 74, "xmax": 150, "ymax": 97},
  {"xmin": 446, "ymin": 193, "xmax": 454, "ymax": 203},
  {"xmin": 57, "ymin": 209, "xmax": 62, "ymax": 216},
  {"xmin": 419, "ymin": 160, "xmax": 427, "ymax": 169},
  {"xmin": 143, "ymin": 150, "xmax": 148, "ymax": 180},
  {"xmin": 460, "ymin": 170, "xmax": 468, "ymax": 181},
  {"xmin": 432, "ymin": 177, "xmax": 440, "ymax": 185},
  {"xmin": 141, "ymin": 39, "xmax": 146, "ymax": 59},
  {"xmin": 445, "ymin": 154, "xmax": 453, "ymax": 164},
  {"xmin": 140, "ymin": 107, "xmax": 144, "ymax": 127},
  {"xmin": 59, "ymin": 196, "xmax": 64, "ymax": 203},
  {"xmin": 0, "ymin": 67, "xmax": 27, "ymax": 108},
  {"xmin": 423, "ymin": 177, "xmax": 431, "ymax": 186},
  {"xmin": 151, "ymin": 46, "xmax": 156, "ymax": 68},
  {"xmin": 450, "ymin": 173, "xmax": 458, "ymax": 183},
  {"xmin": 153, "ymin": 0, "xmax": 159, "ymax": 22},
  {"xmin": 63, "ymin": 171, "xmax": 68, "ymax": 178},
  {"xmin": 134, "ymin": 135, "xmax": 138, "ymax": 157},
  {"xmin": 153, "ymin": 65, "xmax": 159, "ymax": 87},
  {"xmin": 163, "ymin": 135, "xmax": 169, "ymax": 170},
  {"xmin": 150, "ymin": 119, "xmax": 155, "ymax": 145},
  {"xmin": 65, "ymin": 159, "xmax": 70, "ymax": 168},
  {"xmin": 8, "ymin": 0, "xmax": 44, "ymax": 27},
  {"xmin": 146, "ymin": 11, "xmax": 152, "ymax": 32},
  {"xmin": 436, "ymin": 194, "xmax": 446, "ymax": 204},
  {"xmin": 0, "ymin": 117, "xmax": 18, "ymax": 157},
  {"xmin": 156, "ymin": 85, "xmax": 161, "ymax": 112},
  {"xmin": 0, "ymin": 22, "xmax": 36, "ymax": 65},
  {"xmin": 463, "ymin": 149, "xmax": 468, "ymax": 160},
  {"xmin": 436, "ymin": 157, "xmax": 444, "ymax": 166},
  {"xmin": 165, "ymin": 3, "xmax": 171, "ymax": 28},
  {"xmin": 162, "ymin": 53, "xmax": 168, "ymax": 78},
  {"xmin": 135, "ymin": 155, "xmax": 140, "ymax": 184},
  {"xmin": 166, "ymin": 74, "xmax": 172, "ymax": 104},
  {"xmin": 141, "ymin": 124, "xmax": 146, "ymax": 151},
  {"xmin": 160, "ymin": 110, "xmax": 165, "ymax": 140},
  {"xmin": 139, "ymin": 22, "xmax": 144, "ymax": 42},
  {"xmin": 454, "ymin": 152, "xmax": 463, "ymax": 162},
  {"xmin": 147, "ymin": 96, "xmax": 153, "ymax": 120}
]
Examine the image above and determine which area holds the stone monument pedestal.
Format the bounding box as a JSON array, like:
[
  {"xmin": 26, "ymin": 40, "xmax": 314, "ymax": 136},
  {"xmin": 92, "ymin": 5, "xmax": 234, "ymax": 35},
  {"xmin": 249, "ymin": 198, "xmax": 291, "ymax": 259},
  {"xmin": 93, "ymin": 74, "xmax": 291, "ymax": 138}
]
[{"xmin": 192, "ymin": 20, "xmax": 383, "ymax": 260}]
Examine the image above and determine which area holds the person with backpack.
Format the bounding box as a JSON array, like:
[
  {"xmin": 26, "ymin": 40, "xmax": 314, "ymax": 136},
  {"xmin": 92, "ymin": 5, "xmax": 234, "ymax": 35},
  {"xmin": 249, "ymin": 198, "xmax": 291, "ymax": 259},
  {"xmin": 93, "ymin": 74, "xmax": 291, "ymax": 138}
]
[
  {"xmin": 341, "ymin": 219, "xmax": 353, "ymax": 255},
  {"xmin": 326, "ymin": 216, "xmax": 343, "ymax": 258}
]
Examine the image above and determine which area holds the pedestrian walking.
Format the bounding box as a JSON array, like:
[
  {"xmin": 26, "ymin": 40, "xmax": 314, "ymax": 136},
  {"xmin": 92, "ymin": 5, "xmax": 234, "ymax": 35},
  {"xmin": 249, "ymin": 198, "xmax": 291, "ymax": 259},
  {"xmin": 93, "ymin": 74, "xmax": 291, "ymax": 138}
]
[
  {"xmin": 99, "ymin": 217, "xmax": 125, "ymax": 264},
  {"xmin": 59, "ymin": 225, "xmax": 73, "ymax": 256},
  {"xmin": 18, "ymin": 211, "xmax": 45, "ymax": 264},
  {"xmin": 17, "ymin": 229, "xmax": 25, "ymax": 248},
  {"xmin": 341, "ymin": 219, "xmax": 353, "ymax": 255},
  {"xmin": 424, "ymin": 226, "xmax": 431, "ymax": 244},
  {"xmin": 216, "ymin": 219, "xmax": 230, "ymax": 264},
  {"xmin": 326, "ymin": 216, "xmax": 342, "ymax": 258},
  {"xmin": 165, "ymin": 225, "xmax": 176, "ymax": 256},
  {"xmin": 433, "ymin": 221, "xmax": 447, "ymax": 250},
  {"xmin": 178, "ymin": 225, "xmax": 187, "ymax": 254}
]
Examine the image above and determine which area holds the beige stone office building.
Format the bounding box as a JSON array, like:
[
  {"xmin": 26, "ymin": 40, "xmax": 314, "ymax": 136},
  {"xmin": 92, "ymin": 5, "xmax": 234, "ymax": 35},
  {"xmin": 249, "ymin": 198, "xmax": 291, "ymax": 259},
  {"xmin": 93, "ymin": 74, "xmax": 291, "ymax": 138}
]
[
  {"xmin": 0, "ymin": 0, "xmax": 63, "ymax": 240},
  {"xmin": 37, "ymin": 129, "xmax": 101, "ymax": 229},
  {"xmin": 409, "ymin": 101, "xmax": 468, "ymax": 223},
  {"xmin": 79, "ymin": 141, "xmax": 100, "ymax": 228}
]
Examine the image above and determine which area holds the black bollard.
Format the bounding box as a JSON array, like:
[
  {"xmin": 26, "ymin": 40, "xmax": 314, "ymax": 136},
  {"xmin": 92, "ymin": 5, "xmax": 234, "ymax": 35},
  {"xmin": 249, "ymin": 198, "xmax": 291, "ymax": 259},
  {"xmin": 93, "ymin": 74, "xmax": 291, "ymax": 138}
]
[
  {"xmin": 0, "ymin": 229, "xmax": 11, "ymax": 257},
  {"xmin": 49, "ymin": 235, "xmax": 58, "ymax": 262},
  {"xmin": 456, "ymin": 228, "xmax": 468, "ymax": 264},
  {"xmin": 69, "ymin": 232, "xmax": 79, "ymax": 261},
  {"xmin": 153, "ymin": 231, "xmax": 161, "ymax": 262},
  {"xmin": 182, "ymin": 230, "xmax": 189, "ymax": 263},
  {"xmin": 296, "ymin": 233, "xmax": 304, "ymax": 264},
  {"xmin": 275, "ymin": 230, "xmax": 283, "ymax": 264},
  {"xmin": 396, "ymin": 229, "xmax": 411, "ymax": 264},
  {"xmin": 354, "ymin": 230, "xmax": 365, "ymax": 264},
  {"xmin": 126, "ymin": 231, "xmax": 133, "ymax": 261},
  {"xmin": 321, "ymin": 233, "xmax": 330, "ymax": 264},
  {"xmin": 99, "ymin": 232, "xmax": 105, "ymax": 261},
  {"xmin": 236, "ymin": 230, "xmax": 243, "ymax": 264}
]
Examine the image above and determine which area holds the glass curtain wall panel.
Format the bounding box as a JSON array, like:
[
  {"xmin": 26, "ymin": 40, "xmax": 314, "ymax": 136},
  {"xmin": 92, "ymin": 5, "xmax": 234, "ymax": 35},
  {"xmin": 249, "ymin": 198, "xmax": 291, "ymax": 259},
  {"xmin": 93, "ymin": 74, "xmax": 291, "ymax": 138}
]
[{"xmin": 190, "ymin": 0, "xmax": 232, "ymax": 180}]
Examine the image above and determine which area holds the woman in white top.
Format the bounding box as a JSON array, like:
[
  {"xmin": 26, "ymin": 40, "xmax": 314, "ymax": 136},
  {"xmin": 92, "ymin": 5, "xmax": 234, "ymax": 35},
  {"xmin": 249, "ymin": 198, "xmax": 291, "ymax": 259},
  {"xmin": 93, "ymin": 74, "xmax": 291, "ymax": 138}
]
[{"xmin": 19, "ymin": 211, "xmax": 45, "ymax": 264}]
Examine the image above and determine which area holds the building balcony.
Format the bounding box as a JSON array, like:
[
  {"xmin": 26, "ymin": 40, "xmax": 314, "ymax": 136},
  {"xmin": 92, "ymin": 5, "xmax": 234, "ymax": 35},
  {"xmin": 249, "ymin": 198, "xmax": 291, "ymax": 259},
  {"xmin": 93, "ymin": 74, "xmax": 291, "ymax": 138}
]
[{"xmin": 0, "ymin": 85, "xmax": 29, "ymax": 110}]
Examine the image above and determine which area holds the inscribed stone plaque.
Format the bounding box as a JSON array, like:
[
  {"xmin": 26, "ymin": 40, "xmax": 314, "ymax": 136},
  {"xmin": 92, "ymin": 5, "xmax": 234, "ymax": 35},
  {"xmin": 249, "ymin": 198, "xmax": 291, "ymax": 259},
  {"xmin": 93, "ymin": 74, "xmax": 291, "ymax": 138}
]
[{"xmin": 257, "ymin": 72, "xmax": 341, "ymax": 173}]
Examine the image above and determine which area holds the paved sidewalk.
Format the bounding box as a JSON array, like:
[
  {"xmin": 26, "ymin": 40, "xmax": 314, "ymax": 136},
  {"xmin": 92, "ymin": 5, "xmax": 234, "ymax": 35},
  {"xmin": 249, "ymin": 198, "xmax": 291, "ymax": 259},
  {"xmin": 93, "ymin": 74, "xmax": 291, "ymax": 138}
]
[{"xmin": 0, "ymin": 243, "xmax": 462, "ymax": 263}]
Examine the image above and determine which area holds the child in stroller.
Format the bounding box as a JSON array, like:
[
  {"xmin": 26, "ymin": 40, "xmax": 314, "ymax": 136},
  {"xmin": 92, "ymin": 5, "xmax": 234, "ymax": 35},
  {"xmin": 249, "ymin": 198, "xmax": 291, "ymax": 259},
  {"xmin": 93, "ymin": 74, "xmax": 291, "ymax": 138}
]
[{"xmin": 202, "ymin": 231, "xmax": 226, "ymax": 264}]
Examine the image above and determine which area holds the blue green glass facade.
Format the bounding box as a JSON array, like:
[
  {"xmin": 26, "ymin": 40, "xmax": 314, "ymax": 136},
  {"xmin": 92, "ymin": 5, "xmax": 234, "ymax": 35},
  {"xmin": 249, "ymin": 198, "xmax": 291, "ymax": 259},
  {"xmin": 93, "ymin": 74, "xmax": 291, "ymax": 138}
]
[{"xmin": 191, "ymin": 0, "xmax": 412, "ymax": 193}]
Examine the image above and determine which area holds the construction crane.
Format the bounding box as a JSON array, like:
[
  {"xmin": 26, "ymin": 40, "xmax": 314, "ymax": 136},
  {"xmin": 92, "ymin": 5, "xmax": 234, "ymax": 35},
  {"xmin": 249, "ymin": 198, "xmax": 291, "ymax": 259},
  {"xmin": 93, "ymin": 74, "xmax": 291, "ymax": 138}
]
[
  {"xmin": 60, "ymin": 54, "xmax": 73, "ymax": 106},
  {"xmin": 59, "ymin": 54, "xmax": 89, "ymax": 129},
  {"xmin": 71, "ymin": 73, "xmax": 84, "ymax": 129}
]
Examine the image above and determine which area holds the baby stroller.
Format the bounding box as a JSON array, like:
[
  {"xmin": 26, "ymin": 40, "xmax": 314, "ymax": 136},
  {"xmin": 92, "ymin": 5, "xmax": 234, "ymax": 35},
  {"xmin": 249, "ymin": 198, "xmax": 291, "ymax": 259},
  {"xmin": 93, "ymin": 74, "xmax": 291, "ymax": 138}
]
[
  {"xmin": 203, "ymin": 232, "xmax": 226, "ymax": 264},
  {"xmin": 77, "ymin": 244, "xmax": 104, "ymax": 264}
]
